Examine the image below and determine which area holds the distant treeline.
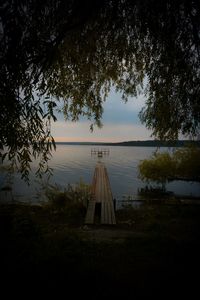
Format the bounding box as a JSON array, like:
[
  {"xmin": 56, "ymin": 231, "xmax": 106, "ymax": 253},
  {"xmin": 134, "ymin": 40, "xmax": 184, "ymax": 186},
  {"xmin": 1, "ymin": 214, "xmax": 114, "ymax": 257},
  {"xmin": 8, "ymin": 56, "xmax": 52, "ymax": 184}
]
[
  {"xmin": 111, "ymin": 140, "xmax": 200, "ymax": 147},
  {"xmin": 56, "ymin": 140, "xmax": 200, "ymax": 147}
]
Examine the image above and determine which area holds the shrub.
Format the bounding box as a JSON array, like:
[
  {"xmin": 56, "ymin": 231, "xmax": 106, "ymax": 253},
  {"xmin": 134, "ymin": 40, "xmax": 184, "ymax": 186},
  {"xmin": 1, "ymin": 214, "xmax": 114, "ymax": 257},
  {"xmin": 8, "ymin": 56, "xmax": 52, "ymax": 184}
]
[
  {"xmin": 138, "ymin": 145, "xmax": 200, "ymax": 187},
  {"xmin": 44, "ymin": 180, "xmax": 92, "ymax": 215}
]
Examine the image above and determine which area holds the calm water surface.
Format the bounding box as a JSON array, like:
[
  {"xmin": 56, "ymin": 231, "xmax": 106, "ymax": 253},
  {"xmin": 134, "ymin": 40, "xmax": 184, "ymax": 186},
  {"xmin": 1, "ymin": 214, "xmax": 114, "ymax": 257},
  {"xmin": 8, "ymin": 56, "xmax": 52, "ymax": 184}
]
[{"xmin": 0, "ymin": 145, "xmax": 200, "ymax": 203}]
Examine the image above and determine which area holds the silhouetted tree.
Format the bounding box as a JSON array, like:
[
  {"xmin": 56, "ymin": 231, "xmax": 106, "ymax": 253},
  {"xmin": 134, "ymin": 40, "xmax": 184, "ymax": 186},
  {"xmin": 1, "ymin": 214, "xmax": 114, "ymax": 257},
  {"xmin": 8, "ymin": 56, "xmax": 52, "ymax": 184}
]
[{"xmin": 0, "ymin": 0, "xmax": 200, "ymax": 180}]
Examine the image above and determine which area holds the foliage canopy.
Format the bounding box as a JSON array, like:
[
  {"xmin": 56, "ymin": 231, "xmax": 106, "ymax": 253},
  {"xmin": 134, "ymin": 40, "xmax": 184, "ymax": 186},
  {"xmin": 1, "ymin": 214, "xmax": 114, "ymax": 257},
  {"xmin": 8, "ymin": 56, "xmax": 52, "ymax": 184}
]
[{"xmin": 1, "ymin": 0, "xmax": 200, "ymax": 179}]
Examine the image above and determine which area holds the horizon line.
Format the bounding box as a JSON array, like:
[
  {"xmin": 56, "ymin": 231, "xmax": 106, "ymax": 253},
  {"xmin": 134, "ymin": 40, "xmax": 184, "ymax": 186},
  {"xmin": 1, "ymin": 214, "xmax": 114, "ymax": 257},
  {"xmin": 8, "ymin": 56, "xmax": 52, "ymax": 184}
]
[{"xmin": 54, "ymin": 139, "xmax": 192, "ymax": 143}]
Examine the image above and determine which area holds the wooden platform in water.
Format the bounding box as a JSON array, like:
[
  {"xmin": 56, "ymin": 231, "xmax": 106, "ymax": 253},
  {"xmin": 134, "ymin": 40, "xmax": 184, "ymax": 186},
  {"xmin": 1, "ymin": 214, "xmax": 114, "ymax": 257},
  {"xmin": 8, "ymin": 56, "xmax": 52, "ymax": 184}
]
[{"xmin": 85, "ymin": 162, "xmax": 116, "ymax": 225}]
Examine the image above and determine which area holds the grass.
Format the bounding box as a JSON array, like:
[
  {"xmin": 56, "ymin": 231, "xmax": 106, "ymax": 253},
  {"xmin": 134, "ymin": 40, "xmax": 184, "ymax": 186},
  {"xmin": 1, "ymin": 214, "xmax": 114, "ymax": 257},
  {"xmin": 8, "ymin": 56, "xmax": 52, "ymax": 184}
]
[{"xmin": 0, "ymin": 200, "xmax": 200, "ymax": 298}]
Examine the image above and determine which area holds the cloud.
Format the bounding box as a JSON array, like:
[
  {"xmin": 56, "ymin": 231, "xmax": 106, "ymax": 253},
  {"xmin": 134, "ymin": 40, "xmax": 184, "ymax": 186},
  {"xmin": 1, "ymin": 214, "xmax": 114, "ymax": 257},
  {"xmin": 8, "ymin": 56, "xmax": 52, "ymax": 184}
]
[
  {"xmin": 52, "ymin": 120, "xmax": 152, "ymax": 142},
  {"xmin": 101, "ymin": 90, "xmax": 146, "ymax": 124},
  {"xmin": 51, "ymin": 87, "xmax": 150, "ymax": 142}
]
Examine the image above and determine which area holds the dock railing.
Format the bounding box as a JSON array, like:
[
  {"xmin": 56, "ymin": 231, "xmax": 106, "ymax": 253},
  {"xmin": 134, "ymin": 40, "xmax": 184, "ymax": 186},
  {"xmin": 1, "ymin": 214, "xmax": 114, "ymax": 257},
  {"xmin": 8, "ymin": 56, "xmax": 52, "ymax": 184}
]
[{"xmin": 91, "ymin": 148, "xmax": 110, "ymax": 157}]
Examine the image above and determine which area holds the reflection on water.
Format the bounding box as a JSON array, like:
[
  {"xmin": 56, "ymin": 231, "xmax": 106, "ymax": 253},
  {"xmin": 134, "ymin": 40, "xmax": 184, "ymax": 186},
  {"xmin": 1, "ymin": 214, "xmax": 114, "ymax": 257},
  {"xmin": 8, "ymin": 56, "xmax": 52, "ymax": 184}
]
[{"xmin": 0, "ymin": 145, "xmax": 200, "ymax": 204}]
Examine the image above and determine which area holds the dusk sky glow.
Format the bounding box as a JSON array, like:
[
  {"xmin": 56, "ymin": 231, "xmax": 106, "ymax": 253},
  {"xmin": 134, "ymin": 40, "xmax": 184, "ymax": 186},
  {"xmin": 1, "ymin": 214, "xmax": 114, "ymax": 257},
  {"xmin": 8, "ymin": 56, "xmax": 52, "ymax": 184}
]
[{"xmin": 52, "ymin": 89, "xmax": 153, "ymax": 142}]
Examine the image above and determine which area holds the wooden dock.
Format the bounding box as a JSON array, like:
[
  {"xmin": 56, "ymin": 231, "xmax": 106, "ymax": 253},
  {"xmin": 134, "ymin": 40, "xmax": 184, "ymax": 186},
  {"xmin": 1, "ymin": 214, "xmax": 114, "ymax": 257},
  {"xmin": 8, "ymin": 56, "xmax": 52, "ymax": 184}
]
[{"xmin": 85, "ymin": 162, "xmax": 116, "ymax": 225}]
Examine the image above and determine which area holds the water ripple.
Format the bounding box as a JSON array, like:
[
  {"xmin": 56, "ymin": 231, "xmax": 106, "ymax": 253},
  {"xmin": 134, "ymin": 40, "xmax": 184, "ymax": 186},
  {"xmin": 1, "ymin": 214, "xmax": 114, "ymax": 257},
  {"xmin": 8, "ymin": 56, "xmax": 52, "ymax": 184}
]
[{"xmin": 1, "ymin": 145, "xmax": 200, "ymax": 203}]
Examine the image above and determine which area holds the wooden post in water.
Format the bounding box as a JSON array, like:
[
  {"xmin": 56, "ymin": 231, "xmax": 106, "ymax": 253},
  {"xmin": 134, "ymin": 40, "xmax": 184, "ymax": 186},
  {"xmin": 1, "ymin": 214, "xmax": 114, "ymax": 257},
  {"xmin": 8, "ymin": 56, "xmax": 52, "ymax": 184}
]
[{"xmin": 91, "ymin": 148, "xmax": 110, "ymax": 157}]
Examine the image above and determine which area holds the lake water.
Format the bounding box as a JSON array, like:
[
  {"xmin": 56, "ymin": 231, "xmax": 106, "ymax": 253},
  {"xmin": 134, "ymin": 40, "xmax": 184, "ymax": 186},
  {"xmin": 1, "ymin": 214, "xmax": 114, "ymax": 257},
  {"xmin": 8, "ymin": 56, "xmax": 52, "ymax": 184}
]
[{"xmin": 0, "ymin": 145, "xmax": 200, "ymax": 204}]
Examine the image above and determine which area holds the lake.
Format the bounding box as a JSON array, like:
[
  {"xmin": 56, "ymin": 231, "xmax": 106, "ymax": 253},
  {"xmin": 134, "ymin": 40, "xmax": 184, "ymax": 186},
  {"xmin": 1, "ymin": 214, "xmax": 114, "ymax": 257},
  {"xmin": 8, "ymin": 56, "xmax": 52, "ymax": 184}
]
[{"xmin": 0, "ymin": 145, "xmax": 200, "ymax": 204}]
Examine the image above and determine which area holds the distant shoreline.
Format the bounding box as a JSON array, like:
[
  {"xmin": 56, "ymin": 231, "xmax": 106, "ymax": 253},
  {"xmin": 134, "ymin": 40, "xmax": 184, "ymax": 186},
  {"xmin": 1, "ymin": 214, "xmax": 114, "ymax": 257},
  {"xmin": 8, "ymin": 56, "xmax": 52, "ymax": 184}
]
[{"xmin": 55, "ymin": 140, "xmax": 200, "ymax": 147}]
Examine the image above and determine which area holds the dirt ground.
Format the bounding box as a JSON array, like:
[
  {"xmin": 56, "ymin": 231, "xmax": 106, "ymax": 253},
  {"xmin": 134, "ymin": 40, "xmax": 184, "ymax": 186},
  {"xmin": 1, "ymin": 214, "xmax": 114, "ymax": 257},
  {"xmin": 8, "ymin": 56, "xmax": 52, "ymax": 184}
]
[{"xmin": 1, "ymin": 202, "xmax": 200, "ymax": 298}]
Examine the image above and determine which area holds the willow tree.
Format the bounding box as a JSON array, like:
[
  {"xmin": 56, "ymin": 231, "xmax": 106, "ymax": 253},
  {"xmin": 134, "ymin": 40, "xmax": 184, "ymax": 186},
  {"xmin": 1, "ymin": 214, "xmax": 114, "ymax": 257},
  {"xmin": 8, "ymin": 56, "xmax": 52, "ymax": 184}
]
[
  {"xmin": 1, "ymin": 0, "xmax": 200, "ymax": 180},
  {"xmin": 138, "ymin": 145, "xmax": 200, "ymax": 187}
]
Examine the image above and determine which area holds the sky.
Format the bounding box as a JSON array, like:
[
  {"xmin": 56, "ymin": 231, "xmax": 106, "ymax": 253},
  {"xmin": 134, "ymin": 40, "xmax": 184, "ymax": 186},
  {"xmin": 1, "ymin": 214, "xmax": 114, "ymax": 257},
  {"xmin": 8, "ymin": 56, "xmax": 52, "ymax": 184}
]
[{"xmin": 51, "ymin": 89, "xmax": 153, "ymax": 142}]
